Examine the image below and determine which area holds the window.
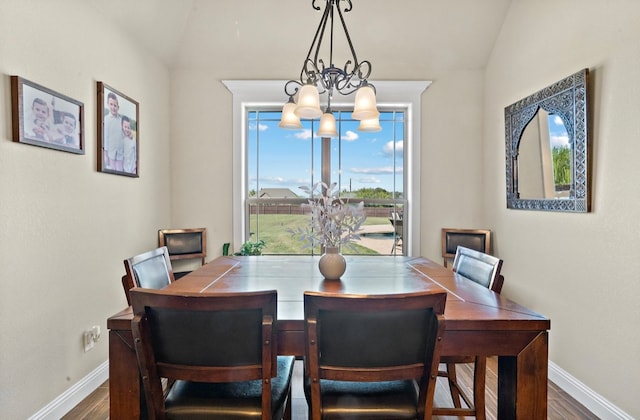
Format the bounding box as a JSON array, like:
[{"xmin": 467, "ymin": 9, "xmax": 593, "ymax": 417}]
[
  {"xmin": 224, "ymin": 80, "xmax": 430, "ymax": 256},
  {"xmin": 246, "ymin": 109, "xmax": 405, "ymax": 255}
]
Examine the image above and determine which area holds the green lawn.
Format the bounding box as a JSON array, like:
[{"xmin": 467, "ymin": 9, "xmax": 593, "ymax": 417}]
[{"xmin": 248, "ymin": 215, "xmax": 390, "ymax": 255}]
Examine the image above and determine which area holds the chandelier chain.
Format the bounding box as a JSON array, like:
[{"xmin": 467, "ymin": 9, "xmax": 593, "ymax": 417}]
[{"xmin": 284, "ymin": 0, "xmax": 373, "ymax": 100}]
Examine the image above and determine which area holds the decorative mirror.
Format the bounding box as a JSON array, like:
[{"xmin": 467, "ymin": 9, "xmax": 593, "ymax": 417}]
[{"xmin": 505, "ymin": 68, "xmax": 591, "ymax": 212}]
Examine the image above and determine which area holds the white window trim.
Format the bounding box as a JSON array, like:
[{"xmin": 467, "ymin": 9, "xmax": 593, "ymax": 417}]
[{"xmin": 223, "ymin": 80, "xmax": 430, "ymax": 256}]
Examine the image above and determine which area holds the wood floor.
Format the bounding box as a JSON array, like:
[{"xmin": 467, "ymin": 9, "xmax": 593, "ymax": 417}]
[{"xmin": 62, "ymin": 357, "xmax": 598, "ymax": 419}]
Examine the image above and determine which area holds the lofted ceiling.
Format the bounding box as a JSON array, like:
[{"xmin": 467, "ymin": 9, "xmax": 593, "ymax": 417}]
[{"xmin": 85, "ymin": 0, "xmax": 512, "ymax": 78}]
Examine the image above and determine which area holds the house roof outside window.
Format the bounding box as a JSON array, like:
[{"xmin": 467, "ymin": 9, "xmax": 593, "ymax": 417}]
[{"xmin": 258, "ymin": 188, "xmax": 299, "ymax": 198}]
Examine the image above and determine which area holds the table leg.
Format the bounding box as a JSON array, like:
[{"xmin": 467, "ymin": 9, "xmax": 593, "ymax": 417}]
[
  {"xmin": 498, "ymin": 331, "xmax": 548, "ymax": 419},
  {"xmin": 109, "ymin": 329, "xmax": 143, "ymax": 419}
]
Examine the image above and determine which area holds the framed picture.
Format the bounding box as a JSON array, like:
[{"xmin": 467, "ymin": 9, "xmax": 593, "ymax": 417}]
[
  {"xmin": 97, "ymin": 82, "xmax": 139, "ymax": 177},
  {"xmin": 10, "ymin": 76, "xmax": 84, "ymax": 154}
]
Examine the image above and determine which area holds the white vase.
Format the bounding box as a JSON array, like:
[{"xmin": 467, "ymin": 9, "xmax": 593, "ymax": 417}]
[{"xmin": 318, "ymin": 247, "xmax": 346, "ymax": 280}]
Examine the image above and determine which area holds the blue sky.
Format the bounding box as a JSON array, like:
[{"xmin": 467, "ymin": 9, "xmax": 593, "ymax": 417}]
[
  {"xmin": 247, "ymin": 111, "xmax": 405, "ymax": 196},
  {"xmin": 549, "ymin": 114, "xmax": 570, "ymax": 149}
]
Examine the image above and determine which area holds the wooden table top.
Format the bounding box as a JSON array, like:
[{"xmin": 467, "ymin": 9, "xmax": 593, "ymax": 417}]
[{"xmin": 110, "ymin": 255, "xmax": 549, "ymax": 334}]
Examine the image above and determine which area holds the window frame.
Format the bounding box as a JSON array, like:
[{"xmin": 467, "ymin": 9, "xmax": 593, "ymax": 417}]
[{"xmin": 223, "ymin": 80, "xmax": 430, "ymax": 256}]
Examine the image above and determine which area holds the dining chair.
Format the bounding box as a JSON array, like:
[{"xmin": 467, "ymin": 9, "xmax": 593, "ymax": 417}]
[
  {"xmin": 158, "ymin": 227, "xmax": 206, "ymax": 279},
  {"xmin": 441, "ymin": 228, "xmax": 491, "ymax": 268},
  {"xmin": 121, "ymin": 246, "xmax": 175, "ymax": 306},
  {"xmin": 303, "ymin": 290, "xmax": 447, "ymax": 420},
  {"xmin": 130, "ymin": 288, "xmax": 295, "ymax": 420},
  {"xmin": 389, "ymin": 213, "xmax": 403, "ymax": 253},
  {"xmin": 433, "ymin": 245, "xmax": 504, "ymax": 420},
  {"xmin": 452, "ymin": 245, "xmax": 503, "ymax": 293}
]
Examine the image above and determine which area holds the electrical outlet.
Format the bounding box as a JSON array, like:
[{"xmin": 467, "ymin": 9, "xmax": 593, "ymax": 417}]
[
  {"xmin": 83, "ymin": 325, "xmax": 102, "ymax": 352},
  {"xmin": 83, "ymin": 330, "xmax": 95, "ymax": 352},
  {"xmin": 91, "ymin": 325, "xmax": 101, "ymax": 342}
]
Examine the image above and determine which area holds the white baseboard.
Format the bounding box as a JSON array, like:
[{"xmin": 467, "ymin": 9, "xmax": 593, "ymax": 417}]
[
  {"xmin": 28, "ymin": 360, "xmax": 109, "ymax": 420},
  {"xmin": 549, "ymin": 360, "xmax": 633, "ymax": 419}
]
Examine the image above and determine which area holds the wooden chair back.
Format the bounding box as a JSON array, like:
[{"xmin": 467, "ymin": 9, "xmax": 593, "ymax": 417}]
[
  {"xmin": 434, "ymin": 246, "xmax": 504, "ymax": 418},
  {"xmin": 122, "ymin": 247, "xmax": 175, "ymax": 305},
  {"xmin": 441, "ymin": 228, "xmax": 491, "ymax": 268},
  {"xmin": 130, "ymin": 288, "xmax": 287, "ymax": 420},
  {"xmin": 304, "ymin": 290, "xmax": 447, "ymax": 420},
  {"xmin": 452, "ymin": 245, "xmax": 503, "ymax": 293},
  {"xmin": 389, "ymin": 217, "xmax": 403, "ymax": 252}
]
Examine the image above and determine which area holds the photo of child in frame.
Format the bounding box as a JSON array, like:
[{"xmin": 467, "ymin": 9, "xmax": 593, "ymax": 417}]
[
  {"xmin": 11, "ymin": 76, "xmax": 84, "ymax": 154},
  {"xmin": 98, "ymin": 83, "xmax": 139, "ymax": 177}
]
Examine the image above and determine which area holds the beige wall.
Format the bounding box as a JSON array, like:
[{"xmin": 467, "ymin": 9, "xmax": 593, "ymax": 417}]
[
  {"xmin": 484, "ymin": 0, "xmax": 640, "ymax": 417},
  {"xmin": 3, "ymin": 0, "xmax": 639, "ymax": 417},
  {"xmin": 169, "ymin": 70, "xmax": 234, "ymax": 262},
  {"xmin": 420, "ymin": 70, "xmax": 489, "ymax": 255},
  {"xmin": 0, "ymin": 1, "xmax": 172, "ymax": 417}
]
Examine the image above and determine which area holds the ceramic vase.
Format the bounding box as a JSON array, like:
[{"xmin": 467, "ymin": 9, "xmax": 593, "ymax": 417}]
[{"xmin": 318, "ymin": 247, "xmax": 346, "ymax": 280}]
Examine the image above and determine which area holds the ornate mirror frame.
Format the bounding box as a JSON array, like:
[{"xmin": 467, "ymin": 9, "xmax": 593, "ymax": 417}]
[{"xmin": 505, "ymin": 68, "xmax": 591, "ymax": 212}]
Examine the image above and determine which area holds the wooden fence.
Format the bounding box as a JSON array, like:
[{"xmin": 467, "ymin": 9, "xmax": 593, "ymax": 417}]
[{"xmin": 248, "ymin": 204, "xmax": 399, "ymax": 218}]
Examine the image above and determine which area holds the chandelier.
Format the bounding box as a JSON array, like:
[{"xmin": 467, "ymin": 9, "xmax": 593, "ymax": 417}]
[{"xmin": 279, "ymin": 0, "xmax": 380, "ymax": 136}]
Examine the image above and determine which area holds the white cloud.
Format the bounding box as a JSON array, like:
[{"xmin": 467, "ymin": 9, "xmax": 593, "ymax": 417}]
[
  {"xmin": 356, "ymin": 176, "xmax": 382, "ymax": 184},
  {"xmin": 383, "ymin": 140, "xmax": 403, "ymax": 156},
  {"xmin": 295, "ymin": 129, "xmax": 312, "ymax": 140},
  {"xmin": 350, "ymin": 166, "xmax": 402, "ymax": 175},
  {"xmin": 255, "ymin": 177, "xmax": 300, "ymax": 189},
  {"xmin": 550, "ymin": 134, "xmax": 570, "ymax": 148},
  {"xmin": 553, "ymin": 115, "xmax": 564, "ymax": 126},
  {"xmin": 248, "ymin": 123, "xmax": 269, "ymax": 131},
  {"xmin": 342, "ymin": 130, "xmax": 358, "ymax": 141},
  {"xmin": 262, "ymin": 176, "xmax": 286, "ymax": 183}
]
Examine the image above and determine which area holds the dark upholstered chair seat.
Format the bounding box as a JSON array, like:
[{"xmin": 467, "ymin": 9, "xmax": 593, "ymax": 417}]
[
  {"xmin": 165, "ymin": 356, "xmax": 295, "ymax": 419},
  {"xmin": 305, "ymin": 378, "xmax": 419, "ymax": 420}
]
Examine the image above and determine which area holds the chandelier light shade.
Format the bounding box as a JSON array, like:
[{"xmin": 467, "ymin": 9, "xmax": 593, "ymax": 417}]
[
  {"xmin": 280, "ymin": 0, "xmax": 378, "ymax": 134},
  {"xmin": 294, "ymin": 84, "xmax": 323, "ymax": 119},
  {"xmin": 278, "ymin": 97, "xmax": 303, "ymax": 129},
  {"xmin": 357, "ymin": 117, "xmax": 382, "ymax": 132},
  {"xmin": 316, "ymin": 111, "xmax": 339, "ymax": 137},
  {"xmin": 352, "ymin": 84, "xmax": 379, "ymax": 120}
]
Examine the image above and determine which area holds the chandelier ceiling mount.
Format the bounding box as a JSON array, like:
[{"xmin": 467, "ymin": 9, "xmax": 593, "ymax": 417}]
[{"xmin": 279, "ymin": 0, "xmax": 380, "ymax": 134}]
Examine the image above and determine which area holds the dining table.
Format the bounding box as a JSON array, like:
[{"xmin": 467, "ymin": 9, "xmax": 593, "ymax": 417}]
[{"xmin": 107, "ymin": 255, "xmax": 550, "ymax": 419}]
